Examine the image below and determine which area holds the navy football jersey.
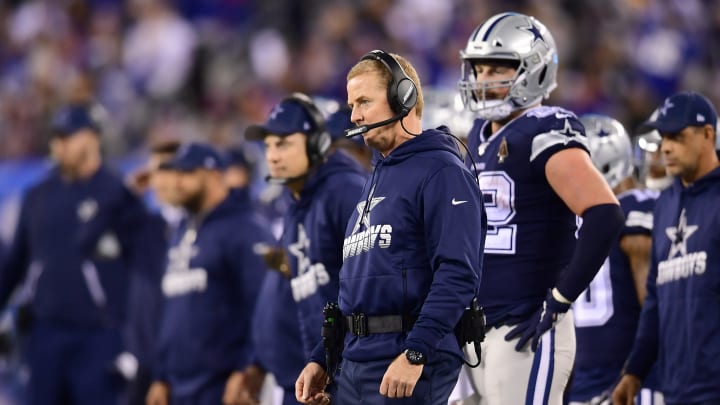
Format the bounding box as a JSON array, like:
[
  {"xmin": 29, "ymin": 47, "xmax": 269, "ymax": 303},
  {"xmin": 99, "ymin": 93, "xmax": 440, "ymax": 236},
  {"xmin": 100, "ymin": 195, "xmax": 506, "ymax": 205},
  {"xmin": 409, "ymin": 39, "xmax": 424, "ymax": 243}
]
[
  {"xmin": 569, "ymin": 189, "xmax": 659, "ymax": 401},
  {"xmin": 466, "ymin": 106, "xmax": 589, "ymax": 326}
]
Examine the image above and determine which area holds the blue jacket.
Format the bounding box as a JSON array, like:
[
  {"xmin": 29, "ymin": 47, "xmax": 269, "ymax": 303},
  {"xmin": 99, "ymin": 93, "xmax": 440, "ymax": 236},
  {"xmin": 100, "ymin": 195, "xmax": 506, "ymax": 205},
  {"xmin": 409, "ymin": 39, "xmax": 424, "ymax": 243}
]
[
  {"xmin": 311, "ymin": 127, "xmax": 485, "ymax": 364},
  {"xmin": 0, "ymin": 166, "xmax": 147, "ymax": 328},
  {"xmin": 284, "ymin": 150, "xmax": 367, "ymax": 358},
  {"xmin": 155, "ymin": 189, "xmax": 270, "ymax": 395},
  {"xmin": 626, "ymin": 167, "xmax": 720, "ymax": 403}
]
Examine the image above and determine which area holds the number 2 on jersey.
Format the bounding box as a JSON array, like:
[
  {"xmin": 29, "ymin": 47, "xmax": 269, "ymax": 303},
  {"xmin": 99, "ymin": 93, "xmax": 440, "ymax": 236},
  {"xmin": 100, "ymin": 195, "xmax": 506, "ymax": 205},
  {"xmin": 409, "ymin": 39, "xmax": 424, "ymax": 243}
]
[{"xmin": 478, "ymin": 171, "xmax": 517, "ymax": 254}]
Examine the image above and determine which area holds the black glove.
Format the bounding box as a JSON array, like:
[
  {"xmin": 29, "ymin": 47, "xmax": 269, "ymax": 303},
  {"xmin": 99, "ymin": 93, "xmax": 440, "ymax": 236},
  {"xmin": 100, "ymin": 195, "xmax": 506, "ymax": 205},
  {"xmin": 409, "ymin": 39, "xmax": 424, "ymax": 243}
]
[{"xmin": 504, "ymin": 289, "xmax": 570, "ymax": 352}]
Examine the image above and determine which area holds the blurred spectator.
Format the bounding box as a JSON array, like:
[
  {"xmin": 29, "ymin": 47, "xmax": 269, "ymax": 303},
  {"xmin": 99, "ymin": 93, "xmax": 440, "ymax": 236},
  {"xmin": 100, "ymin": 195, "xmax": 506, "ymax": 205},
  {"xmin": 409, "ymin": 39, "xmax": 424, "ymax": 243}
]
[
  {"xmin": 0, "ymin": 0, "xmax": 718, "ymax": 162},
  {"xmin": 0, "ymin": 102, "xmax": 149, "ymax": 404}
]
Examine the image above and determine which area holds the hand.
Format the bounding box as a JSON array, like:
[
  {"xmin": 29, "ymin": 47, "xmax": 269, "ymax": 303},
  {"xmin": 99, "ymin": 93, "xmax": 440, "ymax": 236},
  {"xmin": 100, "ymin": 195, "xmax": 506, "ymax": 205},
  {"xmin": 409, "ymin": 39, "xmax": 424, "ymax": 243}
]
[
  {"xmin": 223, "ymin": 369, "xmax": 265, "ymax": 405},
  {"xmin": 126, "ymin": 169, "xmax": 151, "ymax": 195},
  {"xmin": 379, "ymin": 353, "xmax": 424, "ymax": 398},
  {"xmin": 611, "ymin": 374, "xmax": 641, "ymax": 405},
  {"xmin": 295, "ymin": 362, "xmax": 331, "ymax": 404},
  {"xmin": 505, "ymin": 289, "xmax": 570, "ymax": 352},
  {"xmin": 145, "ymin": 381, "xmax": 170, "ymax": 405},
  {"xmin": 262, "ymin": 246, "xmax": 291, "ymax": 278}
]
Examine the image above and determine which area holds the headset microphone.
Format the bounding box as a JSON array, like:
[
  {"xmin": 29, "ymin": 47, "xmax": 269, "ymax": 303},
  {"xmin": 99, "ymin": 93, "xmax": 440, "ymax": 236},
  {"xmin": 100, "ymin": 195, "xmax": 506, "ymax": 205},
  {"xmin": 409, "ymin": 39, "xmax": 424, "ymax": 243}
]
[{"xmin": 344, "ymin": 112, "xmax": 406, "ymax": 138}]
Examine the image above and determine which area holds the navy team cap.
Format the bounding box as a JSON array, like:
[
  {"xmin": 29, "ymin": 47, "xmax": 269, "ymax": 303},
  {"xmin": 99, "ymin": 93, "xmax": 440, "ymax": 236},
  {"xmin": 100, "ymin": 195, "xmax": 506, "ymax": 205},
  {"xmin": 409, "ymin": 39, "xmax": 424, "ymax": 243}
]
[
  {"xmin": 638, "ymin": 91, "xmax": 717, "ymax": 135},
  {"xmin": 51, "ymin": 104, "xmax": 104, "ymax": 137},
  {"xmin": 159, "ymin": 142, "xmax": 226, "ymax": 172},
  {"xmin": 245, "ymin": 99, "xmax": 316, "ymax": 141}
]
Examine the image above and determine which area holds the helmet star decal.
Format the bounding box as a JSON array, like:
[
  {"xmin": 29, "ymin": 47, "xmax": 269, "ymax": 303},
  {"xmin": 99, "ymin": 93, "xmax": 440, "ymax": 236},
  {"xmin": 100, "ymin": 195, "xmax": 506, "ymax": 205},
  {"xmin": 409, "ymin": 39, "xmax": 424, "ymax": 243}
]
[{"xmin": 519, "ymin": 23, "xmax": 544, "ymax": 43}]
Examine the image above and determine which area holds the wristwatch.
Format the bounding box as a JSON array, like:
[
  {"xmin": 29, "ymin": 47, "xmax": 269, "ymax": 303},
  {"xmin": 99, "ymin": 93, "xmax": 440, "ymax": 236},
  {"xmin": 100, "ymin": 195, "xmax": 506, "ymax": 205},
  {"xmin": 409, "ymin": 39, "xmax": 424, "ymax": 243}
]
[{"xmin": 404, "ymin": 349, "xmax": 427, "ymax": 365}]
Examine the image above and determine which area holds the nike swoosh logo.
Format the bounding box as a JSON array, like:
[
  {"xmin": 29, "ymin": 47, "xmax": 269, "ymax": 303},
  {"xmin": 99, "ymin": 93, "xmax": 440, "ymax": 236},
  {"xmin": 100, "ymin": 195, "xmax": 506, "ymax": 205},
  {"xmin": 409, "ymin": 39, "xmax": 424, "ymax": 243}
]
[{"xmin": 451, "ymin": 198, "xmax": 468, "ymax": 206}]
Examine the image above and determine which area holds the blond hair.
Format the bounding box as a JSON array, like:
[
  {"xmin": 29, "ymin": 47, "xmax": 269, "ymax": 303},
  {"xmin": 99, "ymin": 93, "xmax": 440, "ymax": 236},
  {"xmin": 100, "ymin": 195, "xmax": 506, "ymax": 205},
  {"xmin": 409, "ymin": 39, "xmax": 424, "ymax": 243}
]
[{"xmin": 347, "ymin": 52, "xmax": 424, "ymax": 118}]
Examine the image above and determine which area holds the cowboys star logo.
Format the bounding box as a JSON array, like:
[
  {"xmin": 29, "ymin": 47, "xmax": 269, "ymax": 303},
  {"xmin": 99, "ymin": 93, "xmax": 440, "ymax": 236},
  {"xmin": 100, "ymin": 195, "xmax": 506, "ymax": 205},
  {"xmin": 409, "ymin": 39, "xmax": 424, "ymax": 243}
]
[
  {"xmin": 351, "ymin": 196, "xmax": 386, "ymax": 234},
  {"xmin": 665, "ymin": 208, "xmax": 698, "ymax": 259},
  {"xmin": 288, "ymin": 224, "xmax": 311, "ymax": 274}
]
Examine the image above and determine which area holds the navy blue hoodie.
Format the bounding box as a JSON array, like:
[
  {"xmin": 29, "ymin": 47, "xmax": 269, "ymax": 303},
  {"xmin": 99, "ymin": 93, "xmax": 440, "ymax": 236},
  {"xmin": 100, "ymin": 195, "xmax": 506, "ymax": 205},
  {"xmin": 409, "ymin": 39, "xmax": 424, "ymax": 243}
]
[
  {"xmin": 0, "ymin": 166, "xmax": 147, "ymax": 328},
  {"xmin": 627, "ymin": 168, "xmax": 720, "ymax": 403},
  {"xmin": 284, "ymin": 150, "xmax": 368, "ymax": 359},
  {"xmin": 154, "ymin": 189, "xmax": 270, "ymax": 396},
  {"xmin": 310, "ymin": 127, "xmax": 485, "ymax": 364}
]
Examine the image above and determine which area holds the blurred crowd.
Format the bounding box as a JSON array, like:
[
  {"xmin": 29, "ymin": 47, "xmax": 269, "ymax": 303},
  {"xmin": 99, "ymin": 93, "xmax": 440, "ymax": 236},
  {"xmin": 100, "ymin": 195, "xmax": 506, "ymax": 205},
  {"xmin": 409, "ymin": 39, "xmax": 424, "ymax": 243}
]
[{"xmin": 1, "ymin": 0, "xmax": 719, "ymax": 161}]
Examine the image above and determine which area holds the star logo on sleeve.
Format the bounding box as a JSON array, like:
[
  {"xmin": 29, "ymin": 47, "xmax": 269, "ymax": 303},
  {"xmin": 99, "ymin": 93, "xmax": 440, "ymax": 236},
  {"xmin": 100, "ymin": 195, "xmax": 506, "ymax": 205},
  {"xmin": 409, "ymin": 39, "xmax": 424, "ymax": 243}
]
[
  {"xmin": 665, "ymin": 209, "xmax": 698, "ymax": 259},
  {"xmin": 556, "ymin": 119, "xmax": 583, "ymax": 141}
]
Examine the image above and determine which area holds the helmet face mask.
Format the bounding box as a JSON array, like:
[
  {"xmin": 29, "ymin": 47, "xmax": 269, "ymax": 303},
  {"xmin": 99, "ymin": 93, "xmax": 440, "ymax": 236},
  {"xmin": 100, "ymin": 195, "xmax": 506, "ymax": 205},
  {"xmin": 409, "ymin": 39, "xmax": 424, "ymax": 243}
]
[
  {"xmin": 579, "ymin": 114, "xmax": 634, "ymax": 190},
  {"xmin": 635, "ymin": 129, "xmax": 673, "ymax": 190},
  {"xmin": 458, "ymin": 12, "xmax": 558, "ymax": 120}
]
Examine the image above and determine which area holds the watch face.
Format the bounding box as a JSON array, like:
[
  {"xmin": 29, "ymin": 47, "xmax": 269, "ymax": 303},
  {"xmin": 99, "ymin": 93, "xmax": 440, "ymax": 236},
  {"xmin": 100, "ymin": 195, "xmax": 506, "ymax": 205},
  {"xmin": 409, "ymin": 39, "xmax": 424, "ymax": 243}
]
[{"xmin": 405, "ymin": 350, "xmax": 426, "ymax": 365}]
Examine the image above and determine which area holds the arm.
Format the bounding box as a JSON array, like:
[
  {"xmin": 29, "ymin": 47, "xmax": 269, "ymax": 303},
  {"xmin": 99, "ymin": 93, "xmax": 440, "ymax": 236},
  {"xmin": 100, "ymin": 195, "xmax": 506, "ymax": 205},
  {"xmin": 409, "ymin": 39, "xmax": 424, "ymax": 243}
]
[
  {"xmin": 546, "ymin": 148, "xmax": 623, "ymax": 302},
  {"xmin": 620, "ymin": 234, "xmax": 652, "ymax": 305},
  {"xmin": 0, "ymin": 198, "xmax": 32, "ymax": 308},
  {"xmin": 404, "ymin": 165, "xmax": 485, "ymax": 359},
  {"xmin": 504, "ymin": 147, "xmax": 624, "ymax": 351},
  {"xmin": 546, "ymin": 148, "xmax": 618, "ymax": 216}
]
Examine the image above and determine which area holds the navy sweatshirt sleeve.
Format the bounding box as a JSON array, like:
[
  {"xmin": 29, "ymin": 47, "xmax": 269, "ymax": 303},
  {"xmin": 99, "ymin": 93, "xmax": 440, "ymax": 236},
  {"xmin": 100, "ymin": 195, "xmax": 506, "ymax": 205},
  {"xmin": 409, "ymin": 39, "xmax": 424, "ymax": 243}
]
[
  {"xmin": 0, "ymin": 194, "xmax": 32, "ymax": 308},
  {"xmin": 404, "ymin": 165, "xmax": 485, "ymax": 358}
]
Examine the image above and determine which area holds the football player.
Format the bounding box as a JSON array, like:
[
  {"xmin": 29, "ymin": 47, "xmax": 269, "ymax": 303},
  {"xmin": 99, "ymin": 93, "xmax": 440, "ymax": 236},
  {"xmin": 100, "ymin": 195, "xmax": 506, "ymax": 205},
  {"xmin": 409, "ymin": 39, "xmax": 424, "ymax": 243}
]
[
  {"xmin": 457, "ymin": 12, "xmax": 624, "ymax": 404},
  {"xmin": 568, "ymin": 114, "xmax": 663, "ymax": 405}
]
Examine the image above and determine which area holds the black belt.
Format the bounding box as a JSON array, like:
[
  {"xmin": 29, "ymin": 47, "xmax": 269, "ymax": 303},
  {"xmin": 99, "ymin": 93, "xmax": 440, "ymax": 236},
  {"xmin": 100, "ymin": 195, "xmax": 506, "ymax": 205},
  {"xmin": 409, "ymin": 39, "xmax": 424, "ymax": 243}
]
[{"xmin": 345, "ymin": 314, "xmax": 416, "ymax": 336}]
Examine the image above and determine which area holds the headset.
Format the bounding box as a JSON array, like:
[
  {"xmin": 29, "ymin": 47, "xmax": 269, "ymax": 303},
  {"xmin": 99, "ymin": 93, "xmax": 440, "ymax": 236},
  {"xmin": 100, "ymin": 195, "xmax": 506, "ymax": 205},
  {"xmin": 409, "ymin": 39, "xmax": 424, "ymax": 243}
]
[
  {"xmin": 345, "ymin": 50, "xmax": 419, "ymax": 138},
  {"xmin": 284, "ymin": 92, "xmax": 332, "ymax": 166},
  {"xmin": 363, "ymin": 50, "xmax": 418, "ymax": 116}
]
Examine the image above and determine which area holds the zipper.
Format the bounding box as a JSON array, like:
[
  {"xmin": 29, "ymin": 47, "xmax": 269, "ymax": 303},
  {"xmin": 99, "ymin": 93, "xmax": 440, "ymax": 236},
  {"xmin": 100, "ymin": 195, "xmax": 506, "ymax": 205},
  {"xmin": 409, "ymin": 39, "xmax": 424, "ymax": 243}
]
[{"xmin": 81, "ymin": 260, "xmax": 107, "ymax": 308}]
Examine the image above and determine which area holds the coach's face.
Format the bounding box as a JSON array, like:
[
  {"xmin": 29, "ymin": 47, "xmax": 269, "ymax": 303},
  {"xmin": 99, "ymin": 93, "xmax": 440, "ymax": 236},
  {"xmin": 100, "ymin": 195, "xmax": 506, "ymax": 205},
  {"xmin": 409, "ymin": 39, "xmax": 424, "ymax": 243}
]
[
  {"xmin": 264, "ymin": 133, "xmax": 310, "ymax": 180},
  {"xmin": 660, "ymin": 125, "xmax": 711, "ymax": 183},
  {"xmin": 348, "ymin": 71, "xmax": 399, "ymax": 156}
]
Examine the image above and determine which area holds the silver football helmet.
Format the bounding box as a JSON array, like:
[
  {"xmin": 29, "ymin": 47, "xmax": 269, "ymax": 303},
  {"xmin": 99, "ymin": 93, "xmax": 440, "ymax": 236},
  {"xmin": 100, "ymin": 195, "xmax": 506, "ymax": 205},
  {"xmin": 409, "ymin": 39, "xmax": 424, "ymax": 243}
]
[
  {"xmin": 458, "ymin": 12, "xmax": 558, "ymax": 121},
  {"xmin": 580, "ymin": 114, "xmax": 634, "ymax": 189}
]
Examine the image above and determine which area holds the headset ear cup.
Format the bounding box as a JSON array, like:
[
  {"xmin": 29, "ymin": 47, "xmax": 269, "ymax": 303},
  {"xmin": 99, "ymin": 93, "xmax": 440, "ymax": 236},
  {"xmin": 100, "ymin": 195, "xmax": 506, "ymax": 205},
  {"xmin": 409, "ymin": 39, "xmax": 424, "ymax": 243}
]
[
  {"xmin": 396, "ymin": 78, "xmax": 417, "ymax": 114},
  {"xmin": 387, "ymin": 78, "xmax": 400, "ymax": 115}
]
